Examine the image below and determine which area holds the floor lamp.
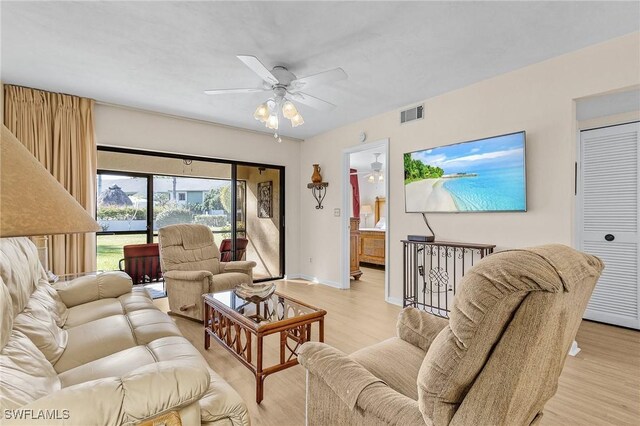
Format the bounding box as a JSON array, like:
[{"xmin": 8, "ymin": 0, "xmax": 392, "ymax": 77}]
[{"xmin": 0, "ymin": 125, "xmax": 100, "ymax": 272}]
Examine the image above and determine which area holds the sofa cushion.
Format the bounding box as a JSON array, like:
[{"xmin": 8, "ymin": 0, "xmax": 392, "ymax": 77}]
[
  {"xmin": 0, "ymin": 238, "xmax": 46, "ymax": 318},
  {"xmin": 118, "ymin": 287, "xmax": 157, "ymax": 312},
  {"xmin": 31, "ymin": 284, "xmax": 68, "ymax": 327},
  {"xmin": 54, "ymin": 315, "xmax": 137, "ymax": 373},
  {"xmin": 58, "ymin": 346, "xmax": 155, "ymax": 387},
  {"xmin": 13, "ymin": 296, "xmax": 68, "ymax": 364},
  {"xmin": 199, "ymin": 368, "xmax": 251, "ymax": 425},
  {"xmin": 127, "ymin": 309, "xmax": 183, "ymax": 345},
  {"xmin": 351, "ymin": 337, "xmax": 424, "ymax": 400},
  {"xmin": 64, "ymin": 298, "xmax": 124, "ymax": 328},
  {"xmin": 54, "ymin": 271, "xmax": 132, "ymax": 308},
  {"xmin": 0, "ymin": 330, "xmax": 61, "ymax": 410},
  {"xmin": 58, "ymin": 336, "xmax": 210, "ymax": 388},
  {"xmin": 64, "ymin": 287, "xmax": 156, "ymax": 328},
  {"xmin": 0, "ymin": 277, "xmax": 13, "ymax": 350}
]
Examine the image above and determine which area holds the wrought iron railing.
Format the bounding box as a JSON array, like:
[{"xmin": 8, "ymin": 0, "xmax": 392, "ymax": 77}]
[{"xmin": 403, "ymin": 240, "xmax": 495, "ymax": 318}]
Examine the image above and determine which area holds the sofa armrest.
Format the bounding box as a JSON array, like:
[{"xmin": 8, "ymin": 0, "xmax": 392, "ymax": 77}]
[
  {"xmin": 299, "ymin": 342, "xmax": 424, "ymax": 424},
  {"xmin": 298, "ymin": 342, "xmax": 384, "ymax": 410},
  {"xmin": 6, "ymin": 361, "xmax": 209, "ymax": 425},
  {"xmin": 119, "ymin": 360, "xmax": 210, "ymax": 423},
  {"xmin": 53, "ymin": 271, "xmax": 132, "ymax": 308},
  {"xmin": 352, "ymin": 382, "xmax": 425, "ymax": 425},
  {"xmin": 220, "ymin": 261, "xmax": 256, "ymax": 274},
  {"xmin": 163, "ymin": 270, "xmax": 213, "ymax": 282},
  {"xmin": 396, "ymin": 307, "xmax": 448, "ymax": 352}
]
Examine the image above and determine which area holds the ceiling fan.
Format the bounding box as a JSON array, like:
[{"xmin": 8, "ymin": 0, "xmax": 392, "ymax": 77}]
[
  {"xmin": 204, "ymin": 55, "xmax": 347, "ymax": 141},
  {"xmin": 351, "ymin": 153, "xmax": 385, "ymax": 183}
]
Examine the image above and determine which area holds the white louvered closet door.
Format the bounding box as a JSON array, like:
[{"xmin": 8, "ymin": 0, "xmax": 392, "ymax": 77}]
[{"xmin": 579, "ymin": 122, "xmax": 639, "ymax": 329}]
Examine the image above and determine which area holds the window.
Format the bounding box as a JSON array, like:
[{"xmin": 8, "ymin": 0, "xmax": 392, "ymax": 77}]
[{"xmin": 177, "ymin": 192, "xmax": 186, "ymax": 202}]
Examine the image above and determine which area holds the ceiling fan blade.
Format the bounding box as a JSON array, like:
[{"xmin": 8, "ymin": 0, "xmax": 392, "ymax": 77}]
[
  {"xmin": 289, "ymin": 92, "xmax": 336, "ymax": 111},
  {"xmin": 289, "ymin": 68, "xmax": 347, "ymax": 92},
  {"xmin": 203, "ymin": 88, "xmax": 268, "ymax": 95},
  {"xmin": 237, "ymin": 55, "xmax": 279, "ymax": 86}
]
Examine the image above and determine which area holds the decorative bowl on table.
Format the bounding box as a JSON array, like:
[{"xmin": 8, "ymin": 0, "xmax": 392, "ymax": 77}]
[{"xmin": 233, "ymin": 282, "xmax": 276, "ymax": 304}]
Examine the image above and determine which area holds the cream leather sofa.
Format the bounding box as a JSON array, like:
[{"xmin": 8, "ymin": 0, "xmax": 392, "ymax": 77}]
[{"xmin": 0, "ymin": 237, "xmax": 250, "ymax": 426}]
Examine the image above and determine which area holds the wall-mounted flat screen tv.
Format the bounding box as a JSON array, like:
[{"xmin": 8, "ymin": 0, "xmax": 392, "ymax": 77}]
[{"xmin": 404, "ymin": 131, "xmax": 526, "ymax": 213}]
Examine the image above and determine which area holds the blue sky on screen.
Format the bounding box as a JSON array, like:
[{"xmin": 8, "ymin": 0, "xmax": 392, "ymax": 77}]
[{"xmin": 411, "ymin": 133, "xmax": 525, "ymax": 174}]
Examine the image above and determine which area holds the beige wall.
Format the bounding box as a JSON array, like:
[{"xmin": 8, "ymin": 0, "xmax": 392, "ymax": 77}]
[
  {"xmin": 94, "ymin": 104, "xmax": 301, "ymax": 276},
  {"xmin": 299, "ymin": 32, "xmax": 640, "ymax": 300},
  {"xmin": 98, "ymin": 150, "xmax": 232, "ymax": 179},
  {"xmin": 240, "ymin": 166, "xmax": 281, "ymax": 279}
]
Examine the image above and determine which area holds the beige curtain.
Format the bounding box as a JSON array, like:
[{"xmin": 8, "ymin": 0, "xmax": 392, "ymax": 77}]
[{"xmin": 4, "ymin": 85, "xmax": 97, "ymax": 274}]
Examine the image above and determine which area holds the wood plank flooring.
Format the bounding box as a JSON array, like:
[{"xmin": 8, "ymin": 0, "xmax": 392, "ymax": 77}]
[{"xmin": 154, "ymin": 266, "xmax": 640, "ymax": 426}]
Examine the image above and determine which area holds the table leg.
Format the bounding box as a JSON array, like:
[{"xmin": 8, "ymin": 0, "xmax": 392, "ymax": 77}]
[
  {"xmin": 319, "ymin": 317, "xmax": 325, "ymax": 343},
  {"xmin": 280, "ymin": 331, "xmax": 286, "ymax": 364},
  {"xmin": 256, "ymin": 333, "xmax": 264, "ymax": 404},
  {"xmin": 204, "ymin": 305, "xmax": 211, "ymax": 350}
]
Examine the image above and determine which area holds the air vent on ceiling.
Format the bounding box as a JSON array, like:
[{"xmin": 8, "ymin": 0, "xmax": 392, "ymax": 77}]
[{"xmin": 400, "ymin": 105, "xmax": 424, "ymax": 124}]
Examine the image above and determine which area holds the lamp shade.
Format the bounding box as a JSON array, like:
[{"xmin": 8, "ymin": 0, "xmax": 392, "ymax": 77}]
[
  {"xmin": 1, "ymin": 125, "xmax": 100, "ymax": 237},
  {"xmin": 361, "ymin": 204, "xmax": 373, "ymax": 215}
]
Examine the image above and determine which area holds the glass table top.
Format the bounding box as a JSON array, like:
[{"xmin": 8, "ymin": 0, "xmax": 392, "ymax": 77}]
[{"xmin": 205, "ymin": 290, "xmax": 322, "ymax": 326}]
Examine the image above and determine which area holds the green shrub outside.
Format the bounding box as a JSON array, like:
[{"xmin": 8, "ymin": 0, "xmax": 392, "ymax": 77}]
[
  {"xmin": 155, "ymin": 208, "xmax": 194, "ymax": 229},
  {"xmin": 97, "ymin": 206, "xmax": 147, "ymax": 220},
  {"xmin": 194, "ymin": 214, "xmax": 229, "ymax": 228}
]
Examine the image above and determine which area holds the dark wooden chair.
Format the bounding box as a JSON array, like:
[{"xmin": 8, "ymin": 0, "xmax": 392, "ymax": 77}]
[
  {"xmin": 119, "ymin": 243, "xmax": 163, "ymax": 284},
  {"xmin": 219, "ymin": 238, "xmax": 249, "ymax": 262}
]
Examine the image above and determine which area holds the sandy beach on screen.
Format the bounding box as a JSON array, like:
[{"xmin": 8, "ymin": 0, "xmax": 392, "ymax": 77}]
[{"xmin": 405, "ymin": 178, "xmax": 458, "ymax": 212}]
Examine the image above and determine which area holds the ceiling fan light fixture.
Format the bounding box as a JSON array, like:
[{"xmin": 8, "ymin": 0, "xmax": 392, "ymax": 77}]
[
  {"xmin": 266, "ymin": 114, "xmax": 279, "ymax": 130},
  {"xmin": 290, "ymin": 113, "xmax": 304, "ymax": 127},
  {"xmin": 368, "ymin": 175, "xmax": 375, "ymax": 183},
  {"xmin": 282, "ymin": 100, "xmax": 299, "ymax": 119},
  {"xmin": 254, "ymin": 103, "xmax": 270, "ymax": 122}
]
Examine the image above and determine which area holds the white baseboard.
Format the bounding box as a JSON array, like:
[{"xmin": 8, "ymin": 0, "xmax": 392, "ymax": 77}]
[
  {"xmin": 287, "ymin": 273, "xmax": 343, "ymax": 289},
  {"xmin": 386, "ymin": 296, "xmax": 403, "ymax": 306}
]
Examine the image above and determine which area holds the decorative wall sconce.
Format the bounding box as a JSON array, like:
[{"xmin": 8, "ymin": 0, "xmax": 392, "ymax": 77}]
[{"xmin": 308, "ymin": 164, "xmax": 329, "ymax": 209}]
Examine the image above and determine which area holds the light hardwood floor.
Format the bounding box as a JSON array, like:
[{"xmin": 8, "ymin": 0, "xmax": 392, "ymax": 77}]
[{"xmin": 155, "ymin": 266, "xmax": 640, "ymax": 426}]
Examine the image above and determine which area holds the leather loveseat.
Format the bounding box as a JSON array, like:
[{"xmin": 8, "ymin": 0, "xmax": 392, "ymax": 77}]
[{"xmin": 0, "ymin": 237, "xmax": 250, "ymax": 425}]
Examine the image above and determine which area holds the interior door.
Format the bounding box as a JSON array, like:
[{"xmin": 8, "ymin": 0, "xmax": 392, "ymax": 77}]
[{"xmin": 578, "ymin": 122, "xmax": 639, "ymax": 329}]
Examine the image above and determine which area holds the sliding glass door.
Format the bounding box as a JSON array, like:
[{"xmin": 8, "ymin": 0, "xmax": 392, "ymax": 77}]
[
  {"xmin": 96, "ymin": 148, "xmax": 284, "ymax": 282},
  {"xmin": 96, "ymin": 172, "xmax": 149, "ymax": 271}
]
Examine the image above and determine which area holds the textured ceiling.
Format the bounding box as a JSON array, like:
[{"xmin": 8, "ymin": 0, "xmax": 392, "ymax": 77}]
[
  {"xmin": 2, "ymin": 1, "xmax": 638, "ymax": 139},
  {"xmin": 350, "ymin": 147, "xmax": 385, "ymax": 172}
]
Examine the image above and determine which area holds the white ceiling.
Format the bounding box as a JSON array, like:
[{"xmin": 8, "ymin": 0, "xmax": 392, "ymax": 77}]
[
  {"xmin": 350, "ymin": 147, "xmax": 385, "ymax": 172},
  {"xmin": 2, "ymin": 1, "xmax": 638, "ymax": 139}
]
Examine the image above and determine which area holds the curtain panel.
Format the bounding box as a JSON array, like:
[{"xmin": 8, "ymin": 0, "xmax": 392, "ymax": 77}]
[
  {"xmin": 3, "ymin": 85, "xmax": 97, "ymax": 274},
  {"xmin": 350, "ymin": 168, "xmax": 360, "ymax": 218}
]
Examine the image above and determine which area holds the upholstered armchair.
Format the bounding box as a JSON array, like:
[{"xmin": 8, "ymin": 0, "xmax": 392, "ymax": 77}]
[
  {"xmin": 158, "ymin": 224, "xmax": 256, "ymax": 321},
  {"xmin": 299, "ymin": 244, "xmax": 604, "ymax": 426}
]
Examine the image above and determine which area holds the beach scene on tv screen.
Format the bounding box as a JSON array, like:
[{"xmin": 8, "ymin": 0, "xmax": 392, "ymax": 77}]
[{"xmin": 404, "ymin": 133, "xmax": 526, "ymax": 212}]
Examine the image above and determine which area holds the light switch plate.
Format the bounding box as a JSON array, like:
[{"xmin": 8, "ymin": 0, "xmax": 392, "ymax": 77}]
[{"xmin": 333, "ymin": 208, "xmax": 341, "ymax": 217}]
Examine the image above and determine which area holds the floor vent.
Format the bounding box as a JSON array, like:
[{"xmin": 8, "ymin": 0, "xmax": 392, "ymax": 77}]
[{"xmin": 400, "ymin": 105, "xmax": 424, "ymax": 124}]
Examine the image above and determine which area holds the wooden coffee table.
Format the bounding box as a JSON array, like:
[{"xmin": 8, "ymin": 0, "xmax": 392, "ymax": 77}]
[{"xmin": 203, "ymin": 290, "xmax": 326, "ymax": 403}]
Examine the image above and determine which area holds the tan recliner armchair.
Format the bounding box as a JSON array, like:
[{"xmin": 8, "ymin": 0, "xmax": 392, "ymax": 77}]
[
  {"xmin": 158, "ymin": 224, "xmax": 256, "ymax": 321},
  {"xmin": 299, "ymin": 244, "xmax": 604, "ymax": 426}
]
